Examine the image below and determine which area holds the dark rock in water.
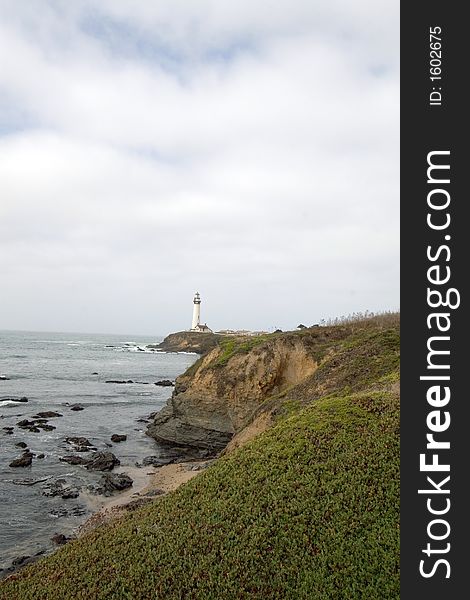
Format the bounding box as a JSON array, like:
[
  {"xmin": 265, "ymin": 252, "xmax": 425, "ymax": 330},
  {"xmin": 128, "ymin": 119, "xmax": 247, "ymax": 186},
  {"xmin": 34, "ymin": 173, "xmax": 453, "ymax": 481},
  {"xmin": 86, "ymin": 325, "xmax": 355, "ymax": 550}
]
[
  {"xmin": 106, "ymin": 473, "xmax": 133, "ymax": 490},
  {"xmin": 9, "ymin": 452, "xmax": 33, "ymax": 468},
  {"xmin": 61, "ymin": 488, "xmax": 80, "ymax": 499},
  {"xmin": 41, "ymin": 479, "xmax": 80, "ymax": 499},
  {"xmin": 51, "ymin": 533, "xmax": 69, "ymax": 546},
  {"xmin": 12, "ymin": 555, "xmax": 31, "ymax": 566},
  {"xmin": 66, "ymin": 436, "xmax": 92, "ymax": 448},
  {"xmin": 41, "ymin": 479, "xmax": 66, "ymax": 496},
  {"xmin": 64, "ymin": 438, "xmax": 96, "ymax": 452},
  {"xmin": 0, "ymin": 375, "xmax": 10, "ymax": 380},
  {"xmin": 15, "ymin": 442, "xmax": 28, "ymax": 449},
  {"xmin": 12, "ymin": 477, "xmax": 49, "ymax": 486},
  {"xmin": 17, "ymin": 417, "xmax": 55, "ymax": 433},
  {"xmin": 19, "ymin": 397, "xmax": 28, "ymax": 402},
  {"xmin": 85, "ymin": 451, "xmax": 120, "ymax": 471},
  {"xmin": 89, "ymin": 473, "xmax": 133, "ymax": 496},
  {"xmin": 105, "ymin": 380, "xmax": 134, "ymax": 384},
  {"xmin": 92, "ymin": 372, "xmax": 99, "ymax": 375},
  {"xmin": 154, "ymin": 380, "xmax": 174, "ymax": 387},
  {"xmin": 49, "ymin": 506, "xmax": 86, "ymax": 519},
  {"xmin": 37, "ymin": 453, "xmax": 45, "ymax": 459},
  {"xmin": 4, "ymin": 430, "xmax": 14, "ymax": 434},
  {"xmin": 141, "ymin": 455, "xmax": 175, "ymax": 467},
  {"xmin": 2, "ymin": 552, "xmax": 45, "ymax": 577},
  {"xmin": 36, "ymin": 423, "xmax": 56, "ymax": 431},
  {"xmin": 33, "ymin": 411, "xmax": 62, "ymax": 418},
  {"xmin": 70, "ymin": 404, "xmax": 84, "ymax": 411},
  {"xmin": 3, "ymin": 426, "xmax": 14, "ymax": 431},
  {"xmin": 60, "ymin": 455, "xmax": 90, "ymax": 466},
  {"xmin": 17, "ymin": 419, "xmax": 35, "ymax": 428},
  {"xmin": 110, "ymin": 434, "xmax": 127, "ymax": 443}
]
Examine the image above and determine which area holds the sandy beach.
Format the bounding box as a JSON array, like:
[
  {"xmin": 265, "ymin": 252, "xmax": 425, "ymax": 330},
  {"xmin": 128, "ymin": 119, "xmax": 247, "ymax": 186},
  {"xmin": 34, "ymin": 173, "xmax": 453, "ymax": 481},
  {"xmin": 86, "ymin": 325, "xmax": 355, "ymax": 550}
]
[{"xmin": 78, "ymin": 461, "xmax": 211, "ymax": 537}]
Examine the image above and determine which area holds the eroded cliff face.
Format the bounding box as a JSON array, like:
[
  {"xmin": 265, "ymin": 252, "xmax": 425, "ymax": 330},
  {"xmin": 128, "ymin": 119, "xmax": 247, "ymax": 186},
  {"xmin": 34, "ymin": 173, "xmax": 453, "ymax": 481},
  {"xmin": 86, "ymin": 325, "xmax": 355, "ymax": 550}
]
[
  {"xmin": 147, "ymin": 335, "xmax": 319, "ymax": 451},
  {"xmin": 146, "ymin": 322, "xmax": 401, "ymax": 454}
]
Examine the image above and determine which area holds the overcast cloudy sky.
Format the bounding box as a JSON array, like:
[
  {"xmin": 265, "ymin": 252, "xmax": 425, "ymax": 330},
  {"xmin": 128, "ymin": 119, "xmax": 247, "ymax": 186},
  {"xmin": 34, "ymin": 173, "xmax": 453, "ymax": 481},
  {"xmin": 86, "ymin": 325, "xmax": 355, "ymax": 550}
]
[{"xmin": 0, "ymin": 1, "xmax": 399, "ymax": 336}]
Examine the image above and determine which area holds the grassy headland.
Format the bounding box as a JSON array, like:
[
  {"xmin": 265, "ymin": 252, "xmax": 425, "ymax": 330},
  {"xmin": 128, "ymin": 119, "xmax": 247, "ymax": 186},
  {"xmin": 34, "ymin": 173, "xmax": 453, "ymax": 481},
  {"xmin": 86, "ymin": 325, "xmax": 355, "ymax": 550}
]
[{"xmin": 0, "ymin": 316, "xmax": 400, "ymax": 599}]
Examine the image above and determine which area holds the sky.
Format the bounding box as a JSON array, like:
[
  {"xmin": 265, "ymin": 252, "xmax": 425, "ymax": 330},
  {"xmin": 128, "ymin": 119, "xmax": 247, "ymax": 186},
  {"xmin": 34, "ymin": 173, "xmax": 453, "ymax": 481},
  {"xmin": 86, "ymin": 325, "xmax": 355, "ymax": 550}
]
[{"xmin": 0, "ymin": 1, "xmax": 399, "ymax": 336}]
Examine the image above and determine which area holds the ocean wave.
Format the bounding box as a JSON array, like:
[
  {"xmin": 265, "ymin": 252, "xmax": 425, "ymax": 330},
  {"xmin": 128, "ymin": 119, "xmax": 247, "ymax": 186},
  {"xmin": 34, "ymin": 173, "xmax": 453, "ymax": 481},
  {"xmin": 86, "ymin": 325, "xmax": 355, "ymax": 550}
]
[
  {"xmin": 0, "ymin": 399, "xmax": 28, "ymax": 407},
  {"xmin": 35, "ymin": 340, "xmax": 93, "ymax": 344},
  {"xmin": 59, "ymin": 398, "xmax": 160, "ymax": 408},
  {"xmin": 115, "ymin": 346, "xmax": 157, "ymax": 353},
  {"xmin": 112, "ymin": 346, "xmax": 196, "ymax": 355}
]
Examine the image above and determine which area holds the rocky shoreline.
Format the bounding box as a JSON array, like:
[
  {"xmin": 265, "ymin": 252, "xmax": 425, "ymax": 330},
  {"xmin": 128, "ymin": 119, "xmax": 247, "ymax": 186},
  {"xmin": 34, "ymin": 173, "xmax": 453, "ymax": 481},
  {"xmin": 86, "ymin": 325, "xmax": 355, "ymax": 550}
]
[
  {"xmin": 1, "ymin": 405, "xmax": 203, "ymax": 579},
  {"xmin": 78, "ymin": 459, "xmax": 214, "ymax": 537},
  {"xmin": 1, "ymin": 452, "xmax": 215, "ymax": 579},
  {"xmin": 146, "ymin": 332, "xmax": 319, "ymax": 451}
]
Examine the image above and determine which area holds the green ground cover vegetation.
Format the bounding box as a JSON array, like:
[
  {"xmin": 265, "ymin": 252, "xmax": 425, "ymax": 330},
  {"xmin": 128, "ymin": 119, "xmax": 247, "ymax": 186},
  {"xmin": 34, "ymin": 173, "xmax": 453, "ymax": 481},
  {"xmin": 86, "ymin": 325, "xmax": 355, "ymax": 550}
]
[{"xmin": 1, "ymin": 319, "xmax": 399, "ymax": 599}]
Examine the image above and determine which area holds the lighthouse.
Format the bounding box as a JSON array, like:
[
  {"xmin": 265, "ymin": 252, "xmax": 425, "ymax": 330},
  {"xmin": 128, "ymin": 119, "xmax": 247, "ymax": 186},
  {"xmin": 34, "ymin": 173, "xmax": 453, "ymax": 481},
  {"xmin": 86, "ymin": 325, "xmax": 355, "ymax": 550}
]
[
  {"xmin": 191, "ymin": 292, "xmax": 201, "ymax": 330},
  {"xmin": 190, "ymin": 292, "xmax": 212, "ymax": 332}
]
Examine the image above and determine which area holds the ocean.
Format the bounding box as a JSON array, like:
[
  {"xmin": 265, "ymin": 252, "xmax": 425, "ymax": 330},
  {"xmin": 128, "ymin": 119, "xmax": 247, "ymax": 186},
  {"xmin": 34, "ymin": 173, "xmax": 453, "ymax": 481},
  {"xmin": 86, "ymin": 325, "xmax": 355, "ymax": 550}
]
[{"xmin": 0, "ymin": 330, "xmax": 196, "ymax": 571}]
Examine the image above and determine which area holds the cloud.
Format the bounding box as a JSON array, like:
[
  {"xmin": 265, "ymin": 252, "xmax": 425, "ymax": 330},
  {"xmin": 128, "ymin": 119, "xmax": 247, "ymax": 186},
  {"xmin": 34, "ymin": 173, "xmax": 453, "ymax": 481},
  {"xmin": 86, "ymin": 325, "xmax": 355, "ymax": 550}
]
[{"xmin": 0, "ymin": 1, "xmax": 399, "ymax": 334}]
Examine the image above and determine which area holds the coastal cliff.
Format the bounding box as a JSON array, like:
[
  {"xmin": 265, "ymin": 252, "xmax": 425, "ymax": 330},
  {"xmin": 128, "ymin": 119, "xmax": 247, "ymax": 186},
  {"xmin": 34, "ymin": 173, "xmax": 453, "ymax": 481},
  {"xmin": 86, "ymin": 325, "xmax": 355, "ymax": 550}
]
[
  {"xmin": 149, "ymin": 331, "xmax": 220, "ymax": 355},
  {"xmin": 0, "ymin": 316, "xmax": 400, "ymax": 598},
  {"xmin": 147, "ymin": 332, "xmax": 319, "ymax": 450},
  {"xmin": 147, "ymin": 320, "xmax": 400, "ymax": 453}
]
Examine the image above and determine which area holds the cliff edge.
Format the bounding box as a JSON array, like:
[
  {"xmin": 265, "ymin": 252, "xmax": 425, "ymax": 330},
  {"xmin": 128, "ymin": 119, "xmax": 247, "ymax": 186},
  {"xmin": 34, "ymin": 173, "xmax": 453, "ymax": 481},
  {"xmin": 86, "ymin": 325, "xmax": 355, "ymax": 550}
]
[
  {"xmin": 147, "ymin": 332, "xmax": 319, "ymax": 450},
  {"xmin": 147, "ymin": 319, "xmax": 400, "ymax": 453},
  {"xmin": 149, "ymin": 331, "xmax": 220, "ymax": 355},
  {"xmin": 1, "ymin": 315, "xmax": 400, "ymax": 598}
]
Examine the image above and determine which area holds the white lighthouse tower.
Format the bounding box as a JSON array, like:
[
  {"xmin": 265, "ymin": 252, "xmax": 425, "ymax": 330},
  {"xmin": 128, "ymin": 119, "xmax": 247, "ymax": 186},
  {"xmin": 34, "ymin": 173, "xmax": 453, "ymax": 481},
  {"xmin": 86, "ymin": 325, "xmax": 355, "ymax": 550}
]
[
  {"xmin": 191, "ymin": 292, "xmax": 201, "ymax": 330},
  {"xmin": 190, "ymin": 292, "xmax": 212, "ymax": 332}
]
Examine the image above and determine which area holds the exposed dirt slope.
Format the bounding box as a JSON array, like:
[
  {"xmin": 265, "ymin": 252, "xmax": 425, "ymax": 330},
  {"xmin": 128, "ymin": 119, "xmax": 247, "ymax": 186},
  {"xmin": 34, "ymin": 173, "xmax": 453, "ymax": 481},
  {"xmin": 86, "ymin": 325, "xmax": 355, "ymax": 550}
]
[{"xmin": 147, "ymin": 322, "xmax": 399, "ymax": 452}]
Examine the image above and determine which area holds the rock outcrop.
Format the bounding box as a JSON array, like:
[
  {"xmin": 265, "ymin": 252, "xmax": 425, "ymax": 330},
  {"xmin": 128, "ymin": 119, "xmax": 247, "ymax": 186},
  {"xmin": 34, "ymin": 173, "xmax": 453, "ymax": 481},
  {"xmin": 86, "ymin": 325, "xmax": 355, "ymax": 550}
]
[
  {"xmin": 9, "ymin": 451, "xmax": 34, "ymax": 468},
  {"xmin": 147, "ymin": 333, "xmax": 319, "ymax": 452},
  {"xmin": 59, "ymin": 451, "xmax": 120, "ymax": 471},
  {"xmin": 85, "ymin": 452, "xmax": 120, "ymax": 471},
  {"xmin": 150, "ymin": 331, "xmax": 220, "ymax": 355},
  {"xmin": 89, "ymin": 473, "xmax": 133, "ymax": 496}
]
